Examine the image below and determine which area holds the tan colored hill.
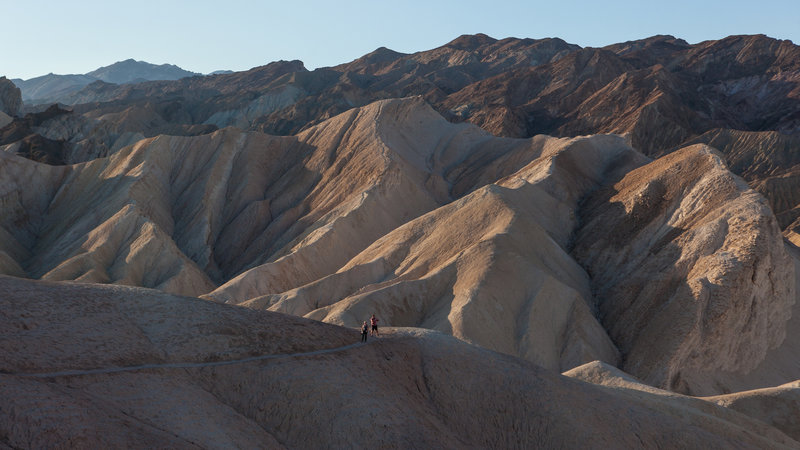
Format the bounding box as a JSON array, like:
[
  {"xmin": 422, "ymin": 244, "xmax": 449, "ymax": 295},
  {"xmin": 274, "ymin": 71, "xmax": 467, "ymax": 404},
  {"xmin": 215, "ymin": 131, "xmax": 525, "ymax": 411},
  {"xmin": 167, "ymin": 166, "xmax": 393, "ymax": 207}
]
[
  {"xmin": 2, "ymin": 275, "xmax": 798, "ymax": 448},
  {"xmin": 704, "ymin": 381, "xmax": 800, "ymax": 442},
  {"xmin": 0, "ymin": 98, "xmax": 486, "ymax": 296},
  {"xmin": 676, "ymin": 129, "xmax": 800, "ymax": 242},
  {"xmin": 2, "ymin": 96, "xmax": 798, "ymax": 391},
  {"xmin": 564, "ymin": 360, "xmax": 800, "ymax": 446},
  {"xmin": 572, "ymin": 144, "xmax": 795, "ymax": 395},
  {"xmin": 212, "ymin": 134, "xmax": 644, "ymax": 371}
]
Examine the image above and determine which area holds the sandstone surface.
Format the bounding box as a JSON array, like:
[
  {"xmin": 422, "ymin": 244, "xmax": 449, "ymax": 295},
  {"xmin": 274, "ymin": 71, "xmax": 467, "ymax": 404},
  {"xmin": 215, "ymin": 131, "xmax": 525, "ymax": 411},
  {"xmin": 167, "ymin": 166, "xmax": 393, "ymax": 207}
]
[
  {"xmin": 1, "ymin": 275, "xmax": 798, "ymax": 448},
  {"xmin": 565, "ymin": 360, "xmax": 800, "ymax": 445},
  {"xmin": 2, "ymin": 96, "xmax": 798, "ymax": 392},
  {"xmin": 227, "ymin": 134, "xmax": 644, "ymax": 371},
  {"xmin": 572, "ymin": 144, "xmax": 795, "ymax": 394},
  {"xmin": 704, "ymin": 381, "xmax": 800, "ymax": 442}
]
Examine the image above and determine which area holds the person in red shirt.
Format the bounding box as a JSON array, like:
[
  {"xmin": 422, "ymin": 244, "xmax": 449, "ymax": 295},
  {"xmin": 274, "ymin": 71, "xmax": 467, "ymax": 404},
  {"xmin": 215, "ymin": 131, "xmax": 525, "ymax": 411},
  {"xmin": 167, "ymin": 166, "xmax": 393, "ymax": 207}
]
[{"xmin": 370, "ymin": 314, "xmax": 379, "ymax": 337}]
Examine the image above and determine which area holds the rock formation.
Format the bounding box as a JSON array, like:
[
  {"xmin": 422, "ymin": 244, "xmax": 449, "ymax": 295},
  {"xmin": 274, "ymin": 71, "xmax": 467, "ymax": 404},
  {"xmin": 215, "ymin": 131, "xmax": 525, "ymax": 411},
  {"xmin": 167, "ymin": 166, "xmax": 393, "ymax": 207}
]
[
  {"xmin": 7, "ymin": 35, "xmax": 799, "ymax": 243},
  {"xmin": 0, "ymin": 76, "xmax": 22, "ymax": 116},
  {"xmin": 8, "ymin": 34, "xmax": 800, "ymax": 236},
  {"xmin": 213, "ymin": 133, "xmax": 646, "ymax": 371},
  {"xmin": 678, "ymin": 129, "xmax": 800, "ymax": 236},
  {"xmin": 572, "ymin": 144, "xmax": 795, "ymax": 394},
  {"xmin": 1, "ymin": 96, "xmax": 797, "ymax": 391},
  {"xmin": 704, "ymin": 381, "xmax": 800, "ymax": 442},
  {"xmin": 2, "ymin": 32, "xmax": 800, "ymax": 445},
  {"xmin": 0, "ymin": 105, "xmax": 73, "ymax": 164},
  {"xmin": 2, "ymin": 275, "xmax": 798, "ymax": 448}
]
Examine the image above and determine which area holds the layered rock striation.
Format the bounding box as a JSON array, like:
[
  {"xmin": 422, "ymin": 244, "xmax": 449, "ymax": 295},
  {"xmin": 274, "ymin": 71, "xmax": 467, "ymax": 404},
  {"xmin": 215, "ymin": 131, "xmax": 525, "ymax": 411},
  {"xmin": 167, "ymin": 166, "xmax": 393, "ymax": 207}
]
[{"xmin": 572, "ymin": 145, "xmax": 795, "ymax": 394}]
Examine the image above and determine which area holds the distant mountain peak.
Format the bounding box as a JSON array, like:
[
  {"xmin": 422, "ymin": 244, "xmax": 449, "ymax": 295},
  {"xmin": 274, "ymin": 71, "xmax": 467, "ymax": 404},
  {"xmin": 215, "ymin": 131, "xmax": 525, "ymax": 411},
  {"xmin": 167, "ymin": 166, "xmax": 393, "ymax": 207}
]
[
  {"xmin": 446, "ymin": 33, "xmax": 498, "ymax": 50},
  {"xmin": 357, "ymin": 46, "xmax": 407, "ymax": 65},
  {"xmin": 86, "ymin": 60, "xmax": 199, "ymax": 85}
]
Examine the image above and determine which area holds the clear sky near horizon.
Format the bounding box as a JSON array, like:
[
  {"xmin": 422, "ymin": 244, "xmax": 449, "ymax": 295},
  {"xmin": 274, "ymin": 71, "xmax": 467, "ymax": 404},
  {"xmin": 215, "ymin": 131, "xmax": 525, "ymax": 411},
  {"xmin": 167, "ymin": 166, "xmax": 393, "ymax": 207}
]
[{"xmin": 3, "ymin": 0, "xmax": 799, "ymax": 80}]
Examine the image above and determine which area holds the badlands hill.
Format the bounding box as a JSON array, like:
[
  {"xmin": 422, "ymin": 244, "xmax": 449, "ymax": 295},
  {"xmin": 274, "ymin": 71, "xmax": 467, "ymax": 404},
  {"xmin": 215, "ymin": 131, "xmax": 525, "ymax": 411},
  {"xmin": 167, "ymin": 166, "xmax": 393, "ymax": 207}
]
[
  {"xmin": 2, "ymin": 34, "xmax": 800, "ymax": 446},
  {"xmin": 2, "ymin": 275, "xmax": 799, "ymax": 448},
  {"xmin": 5, "ymin": 34, "xmax": 800, "ymax": 241},
  {"xmin": 1, "ymin": 96, "xmax": 798, "ymax": 398}
]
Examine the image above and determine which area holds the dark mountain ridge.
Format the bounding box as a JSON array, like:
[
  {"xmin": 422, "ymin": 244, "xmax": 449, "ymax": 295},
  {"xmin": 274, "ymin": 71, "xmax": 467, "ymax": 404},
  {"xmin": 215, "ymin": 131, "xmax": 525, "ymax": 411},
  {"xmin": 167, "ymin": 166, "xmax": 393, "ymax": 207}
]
[{"xmin": 5, "ymin": 33, "xmax": 800, "ymax": 232}]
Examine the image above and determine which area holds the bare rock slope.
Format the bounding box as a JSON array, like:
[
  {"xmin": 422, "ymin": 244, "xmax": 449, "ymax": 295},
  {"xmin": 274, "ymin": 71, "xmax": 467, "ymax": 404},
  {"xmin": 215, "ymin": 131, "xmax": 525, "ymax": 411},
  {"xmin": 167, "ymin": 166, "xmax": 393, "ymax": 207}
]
[
  {"xmin": 218, "ymin": 134, "xmax": 643, "ymax": 371},
  {"xmin": 1, "ymin": 275, "xmax": 798, "ymax": 449},
  {"xmin": 1, "ymin": 96, "xmax": 797, "ymax": 390},
  {"xmin": 0, "ymin": 76, "xmax": 21, "ymax": 117},
  {"xmin": 9, "ymin": 35, "xmax": 800, "ymax": 238},
  {"xmin": 572, "ymin": 144, "xmax": 795, "ymax": 395}
]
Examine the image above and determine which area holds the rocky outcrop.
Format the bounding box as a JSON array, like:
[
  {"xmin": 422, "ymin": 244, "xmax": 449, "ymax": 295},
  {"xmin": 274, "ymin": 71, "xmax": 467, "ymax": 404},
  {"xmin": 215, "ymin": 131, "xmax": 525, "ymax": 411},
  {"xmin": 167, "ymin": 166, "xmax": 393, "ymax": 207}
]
[
  {"xmin": 0, "ymin": 105, "xmax": 73, "ymax": 164},
  {"xmin": 447, "ymin": 34, "xmax": 800, "ymax": 153},
  {"xmin": 19, "ymin": 36, "xmax": 577, "ymax": 152},
  {"xmin": 0, "ymin": 76, "xmax": 21, "ymax": 116},
  {"xmin": 678, "ymin": 129, "xmax": 800, "ymax": 234},
  {"xmin": 0, "ymin": 98, "xmax": 460, "ymax": 296},
  {"xmin": 1, "ymin": 275, "xmax": 797, "ymax": 448},
  {"xmin": 572, "ymin": 144, "xmax": 795, "ymax": 395},
  {"xmin": 199, "ymin": 100, "xmax": 649, "ymax": 371}
]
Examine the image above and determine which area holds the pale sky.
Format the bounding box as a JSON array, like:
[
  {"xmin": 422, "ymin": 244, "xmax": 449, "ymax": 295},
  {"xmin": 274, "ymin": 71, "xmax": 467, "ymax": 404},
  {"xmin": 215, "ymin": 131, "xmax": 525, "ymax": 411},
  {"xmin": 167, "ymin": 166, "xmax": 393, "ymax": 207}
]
[{"xmin": 3, "ymin": 0, "xmax": 799, "ymax": 80}]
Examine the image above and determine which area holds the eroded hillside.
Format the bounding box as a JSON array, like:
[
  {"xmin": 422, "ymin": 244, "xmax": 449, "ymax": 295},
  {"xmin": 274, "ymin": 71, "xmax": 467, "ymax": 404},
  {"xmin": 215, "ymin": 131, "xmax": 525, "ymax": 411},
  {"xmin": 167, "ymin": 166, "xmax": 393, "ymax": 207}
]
[
  {"xmin": 1, "ymin": 97, "xmax": 797, "ymax": 397},
  {"xmin": 2, "ymin": 276, "xmax": 798, "ymax": 448},
  {"xmin": 2, "ymin": 33, "xmax": 800, "ymax": 447}
]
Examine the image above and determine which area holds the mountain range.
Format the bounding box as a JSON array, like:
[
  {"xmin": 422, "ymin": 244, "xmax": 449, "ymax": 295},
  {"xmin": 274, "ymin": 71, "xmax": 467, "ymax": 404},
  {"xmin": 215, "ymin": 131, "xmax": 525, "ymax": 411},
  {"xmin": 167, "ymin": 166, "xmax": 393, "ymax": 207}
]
[
  {"xmin": 2, "ymin": 34, "xmax": 800, "ymax": 447},
  {"xmin": 10, "ymin": 59, "xmax": 201, "ymax": 104},
  {"xmin": 5, "ymin": 33, "xmax": 800, "ymax": 236}
]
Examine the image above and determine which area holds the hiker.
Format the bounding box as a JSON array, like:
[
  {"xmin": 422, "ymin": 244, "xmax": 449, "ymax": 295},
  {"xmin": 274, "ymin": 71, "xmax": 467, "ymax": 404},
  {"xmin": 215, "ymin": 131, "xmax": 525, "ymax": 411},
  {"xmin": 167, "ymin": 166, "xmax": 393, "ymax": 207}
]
[
  {"xmin": 361, "ymin": 321, "xmax": 369, "ymax": 343},
  {"xmin": 370, "ymin": 314, "xmax": 379, "ymax": 337}
]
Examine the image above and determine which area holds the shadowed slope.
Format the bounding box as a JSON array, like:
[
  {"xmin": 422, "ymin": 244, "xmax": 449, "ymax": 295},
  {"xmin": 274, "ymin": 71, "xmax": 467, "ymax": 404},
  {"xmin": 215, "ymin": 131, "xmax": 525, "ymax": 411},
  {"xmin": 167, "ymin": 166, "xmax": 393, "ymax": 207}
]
[
  {"xmin": 227, "ymin": 135, "xmax": 643, "ymax": 371},
  {"xmin": 1, "ymin": 276, "xmax": 797, "ymax": 448},
  {"xmin": 0, "ymin": 98, "xmax": 497, "ymax": 296},
  {"xmin": 572, "ymin": 144, "xmax": 794, "ymax": 395},
  {"xmin": 3, "ymin": 97, "xmax": 795, "ymax": 392}
]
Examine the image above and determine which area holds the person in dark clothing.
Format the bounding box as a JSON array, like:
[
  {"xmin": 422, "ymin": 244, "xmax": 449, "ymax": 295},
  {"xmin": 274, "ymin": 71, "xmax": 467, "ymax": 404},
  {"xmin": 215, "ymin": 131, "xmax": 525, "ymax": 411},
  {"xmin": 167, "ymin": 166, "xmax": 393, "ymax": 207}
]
[
  {"xmin": 370, "ymin": 314, "xmax": 379, "ymax": 337},
  {"xmin": 361, "ymin": 321, "xmax": 369, "ymax": 342}
]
